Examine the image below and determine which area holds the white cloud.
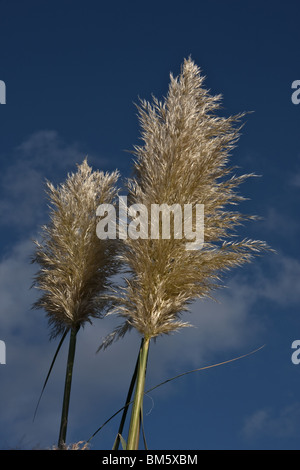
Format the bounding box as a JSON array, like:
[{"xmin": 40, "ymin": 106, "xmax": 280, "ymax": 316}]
[
  {"xmin": 242, "ymin": 403, "xmax": 300, "ymax": 440},
  {"xmin": 251, "ymin": 254, "xmax": 300, "ymax": 306},
  {"xmin": 290, "ymin": 170, "xmax": 300, "ymax": 188},
  {"xmin": 0, "ymin": 130, "xmax": 107, "ymax": 230},
  {"xmin": 0, "ymin": 238, "xmax": 38, "ymax": 335},
  {"xmin": 259, "ymin": 206, "xmax": 300, "ymax": 240},
  {"xmin": 15, "ymin": 130, "xmax": 83, "ymax": 171}
]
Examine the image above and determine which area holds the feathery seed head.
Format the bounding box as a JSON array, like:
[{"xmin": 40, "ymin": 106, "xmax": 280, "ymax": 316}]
[
  {"xmin": 32, "ymin": 159, "xmax": 120, "ymax": 338},
  {"xmin": 102, "ymin": 57, "xmax": 272, "ymax": 345}
]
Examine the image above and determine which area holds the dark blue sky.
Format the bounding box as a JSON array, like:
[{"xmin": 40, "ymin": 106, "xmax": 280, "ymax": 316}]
[{"xmin": 0, "ymin": 0, "xmax": 300, "ymax": 451}]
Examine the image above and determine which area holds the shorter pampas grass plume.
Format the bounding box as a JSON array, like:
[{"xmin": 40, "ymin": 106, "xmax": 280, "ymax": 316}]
[
  {"xmin": 32, "ymin": 158, "xmax": 119, "ymax": 449},
  {"xmin": 100, "ymin": 57, "xmax": 273, "ymax": 449}
]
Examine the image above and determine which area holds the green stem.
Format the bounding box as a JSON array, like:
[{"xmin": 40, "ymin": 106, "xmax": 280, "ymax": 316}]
[
  {"xmin": 58, "ymin": 325, "xmax": 79, "ymax": 449},
  {"xmin": 112, "ymin": 338, "xmax": 142, "ymax": 450},
  {"xmin": 126, "ymin": 337, "xmax": 150, "ymax": 450}
]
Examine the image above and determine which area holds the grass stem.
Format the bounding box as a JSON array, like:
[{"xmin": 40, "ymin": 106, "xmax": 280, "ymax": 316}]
[
  {"xmin": 126, "ymin": 337, "xmax": 150, "ymax": 450},
  {"xmin": 58, "ymin": 325, "xmax": 79, "ymax": 449}
]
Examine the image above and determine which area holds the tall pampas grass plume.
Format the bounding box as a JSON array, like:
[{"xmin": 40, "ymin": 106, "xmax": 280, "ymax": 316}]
[{"xmin": 100, "ymin": 57, "xmax": 273, "ymax": 449}]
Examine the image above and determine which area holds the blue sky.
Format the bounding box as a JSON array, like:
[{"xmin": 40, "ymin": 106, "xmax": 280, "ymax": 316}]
[{"xmin": 0, "ymin": 0, "xmax": 300, "ymax": 450}]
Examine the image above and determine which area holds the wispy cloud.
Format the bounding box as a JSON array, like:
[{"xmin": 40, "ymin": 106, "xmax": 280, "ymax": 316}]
[
  {"xmin": 15, "ymin": 130, "xmax": 84, "ymax": 172},
  {"xmin": 242, "ymin": 403, "xmax": 300, "ymax": 440},
  {"xmin": 0, "ymin": 130, "xmax": 107, "ymax": 231},
  {"xmin": 286, "ymin": 153, "xmax": 300, "ymax": 189},
  {"xmin": 0, "ymin": 238, "xmax": 37, "ymax": 334},
  {"xmin": 290, "ymin": 173, "xmax": 300, "ymax": 188}
]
